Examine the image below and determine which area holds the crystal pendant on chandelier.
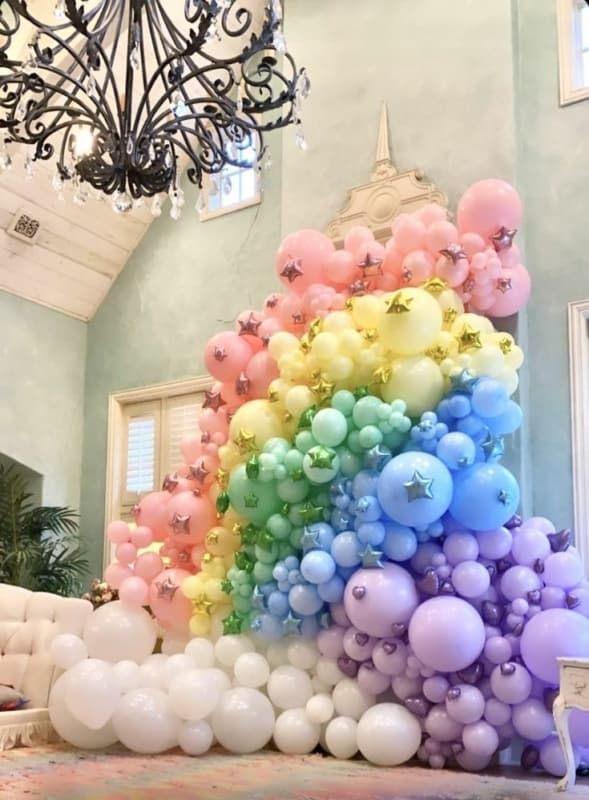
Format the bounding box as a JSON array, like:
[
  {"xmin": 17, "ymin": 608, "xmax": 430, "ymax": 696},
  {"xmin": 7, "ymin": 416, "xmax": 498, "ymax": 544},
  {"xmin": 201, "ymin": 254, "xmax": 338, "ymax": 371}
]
[
  {"xmin": 0, "ymin": 0, "xmax": 308, "ymax": 210},
  {"xmin": 151, "ymin": 196, "xmax": 163, "ymax": 218},
  {"xmin": 0, "ymin": 147, "xmax": 12, "ymax": 173}
]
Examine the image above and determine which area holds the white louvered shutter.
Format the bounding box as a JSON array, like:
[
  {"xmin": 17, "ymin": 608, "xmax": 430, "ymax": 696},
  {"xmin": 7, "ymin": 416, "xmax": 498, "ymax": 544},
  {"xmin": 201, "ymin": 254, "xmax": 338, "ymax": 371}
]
[
  {"xmin": 161, "ymin": 393, "xmax": 203, "ymax": 477},
  {"xmin": 120, "ymin": 400, "xmax": 161, "ymax": 519}
]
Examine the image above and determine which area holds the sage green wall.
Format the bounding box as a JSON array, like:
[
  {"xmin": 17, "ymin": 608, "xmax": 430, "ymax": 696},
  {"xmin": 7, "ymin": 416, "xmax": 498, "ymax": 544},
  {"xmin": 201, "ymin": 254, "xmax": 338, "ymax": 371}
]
[
  {"xmin": 0, "ymin": 291, "xmax": 86, "ymax": 510},
  {"xmin": 80, "ymin": 145, "xmax": 284, "ymax": 576},
  {"xmin": 514, "ymin": 0, "xmax": 589, "ymax": 531}
]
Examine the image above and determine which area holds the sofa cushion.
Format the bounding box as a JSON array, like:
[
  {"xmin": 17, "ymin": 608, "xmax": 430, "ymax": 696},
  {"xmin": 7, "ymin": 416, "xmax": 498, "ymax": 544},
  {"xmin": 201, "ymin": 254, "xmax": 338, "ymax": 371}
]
[{"xmin": 0, "ymin": 685, "xmax": 27, "ymax": 711}]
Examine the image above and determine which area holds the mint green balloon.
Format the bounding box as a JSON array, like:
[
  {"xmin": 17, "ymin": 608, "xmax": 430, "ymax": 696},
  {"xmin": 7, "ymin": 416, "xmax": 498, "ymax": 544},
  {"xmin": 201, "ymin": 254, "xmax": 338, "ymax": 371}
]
[
  {"xmin": 347, "ymin": 430, "xmax": 364, "ymax": 454},
  {"xmin": 338, "ymin": 447, "xmax": 362, "ymax": 477},
  {"xmin": 358, "ymin": 425, "xmax": 383, "ymax": 449},
  {"xmin": 278, "ymin": 541, "xmax": 294, "ymax": 559},
  {"xmin": 233, "ymin": 595, "xmax": 252, "ymax": 613},
  {"xmin": 267, "ymin": 513, "xmax": 292, "ymax": 539},
  {"xmin": 383, "ymin": 429, "xmax": 408, "ymax": 451},
  {"xmin": 311, "ymin": 408, "xmax": 348, "ymax": 447},
  {"xmin": 263, "ymin": 437, "xmax": 290, "ymax": 458},
  {"xmin": 295, "ymin": 431, "xmax": 316, "ymax": 453},
  {"xmin": 277, "ymin": 476, "xmax": 310, "ymax": 503},
  {"xmin": 352, "ymin": 395, "xmax": 382, "ymax": 428},
  {"xmin": 331, "ymin": 390, "xmax": 356, "ymax": 416},
  {"xmin": 284, "ymin": 448, "xmax": 304, "ymax": 471},
  {"xmin": 303, "ymin": 447, "xmax": 340, "ymax": 484},
  {"xmin": 228, "ymin": 465, "xmax": 282, "ymax": 526},
  {"xmin": 253, "ymin": 561, "xmax": 274, "ymax": 584},
  {"xmin": 255, "ymin": 544, "xmax": 279, "ymax": 565},
  {"xmin": 290, "ymin": 528, "xmax": 303, "ymax": 548}
]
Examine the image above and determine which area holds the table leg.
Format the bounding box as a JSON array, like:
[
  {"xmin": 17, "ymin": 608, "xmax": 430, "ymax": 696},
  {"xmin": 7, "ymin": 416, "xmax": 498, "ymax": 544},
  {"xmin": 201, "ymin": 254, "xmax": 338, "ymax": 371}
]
[{"xmin": 554, "ymin": 694, "xmax": 575, "ymax": 792}]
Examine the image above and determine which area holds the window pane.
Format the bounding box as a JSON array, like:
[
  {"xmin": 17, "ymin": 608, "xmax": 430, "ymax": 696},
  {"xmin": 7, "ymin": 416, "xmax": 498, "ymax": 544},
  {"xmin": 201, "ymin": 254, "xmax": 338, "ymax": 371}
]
[
  {"xmin": 240, "ymin": 168, "xmax": 256, "ymax": 200},
  {"xmin": 583, "ymin": 49, "xmax": 589, "ymax": 87},
  {"xmin": 126, "ymin": 416, "xmax": 156, "ymax": 493},
  {"xmin": 582, "ymin": 7, "xmax": 589, "ymax": 50},
  {"xmin": 221, "ymin": 175, "xmax": 241, "ymax": 207},
  {"xmin": 165, "ymin": 400, "xmax": 202, "ymax": 475}
]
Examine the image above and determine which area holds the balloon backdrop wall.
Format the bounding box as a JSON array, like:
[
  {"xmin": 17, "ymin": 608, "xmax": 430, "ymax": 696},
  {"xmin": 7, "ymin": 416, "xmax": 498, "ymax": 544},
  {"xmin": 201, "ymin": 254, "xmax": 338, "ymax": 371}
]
[{"xmin": 50, "ymin": 179, "xmax": 589, "ymax": 776}]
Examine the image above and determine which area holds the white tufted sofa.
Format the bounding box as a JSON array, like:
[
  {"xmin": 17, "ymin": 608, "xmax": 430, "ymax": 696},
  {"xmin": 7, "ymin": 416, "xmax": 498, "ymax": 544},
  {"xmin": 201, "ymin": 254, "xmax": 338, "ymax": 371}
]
[{"xmin": 0, "ymin": 583, "xmax": 92, "ymax": 750}]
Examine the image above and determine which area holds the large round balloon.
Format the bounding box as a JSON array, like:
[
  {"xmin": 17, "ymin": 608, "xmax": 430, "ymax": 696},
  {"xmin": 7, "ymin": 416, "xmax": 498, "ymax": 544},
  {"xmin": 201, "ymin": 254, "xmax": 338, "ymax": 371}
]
[
  {"xmin": 344, "ymin": 564, "xmax": 419, "ymax": 638},
  {"xmin": 378, "ymin": 288, "xmax": 442, "ymax": 355},
  {"xmin": 408, "ymin": 596, "xmax": 486, "ymax": 673},
  {"xmin": 449, "ymin": 463, "xmax": 520, "ymax": 531},
  {"xmin": 228, "ymin": 466, "xmax": 282, "ymax": 526},
  {"xmin": 520, "ymin": 609, "xmax": 589, "ymax": 684},
  {"xmin": 83, "ymin": 602, "xmax": 157, "ymax": 663},
  {"xmin": 275, "ymin": 229, "xmax": 335, "ymax": 294},
  {"xmin": 456, "ymin": 179, "xmax": 522, "ymax": 241},
  {"xmin": 112, "ymin": 688, "xmax": 180, "ymax": 754},
  {"xmin": 356, "ymin": 703, "xmax": 421, "ymax": 766},
  {"xmin": 377, "ymin": 452, "xmax": 453, "ymax": 527},
  {"xmin": 49, "ymin": 674, "xmax": 118, "ymax": 749}
]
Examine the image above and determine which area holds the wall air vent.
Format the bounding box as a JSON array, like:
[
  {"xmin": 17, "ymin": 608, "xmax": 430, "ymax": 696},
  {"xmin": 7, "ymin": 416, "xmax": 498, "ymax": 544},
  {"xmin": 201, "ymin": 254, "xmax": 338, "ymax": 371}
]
[{"xmin": 7, "ymin": 209, "xmax": 41, "ymax": 244}]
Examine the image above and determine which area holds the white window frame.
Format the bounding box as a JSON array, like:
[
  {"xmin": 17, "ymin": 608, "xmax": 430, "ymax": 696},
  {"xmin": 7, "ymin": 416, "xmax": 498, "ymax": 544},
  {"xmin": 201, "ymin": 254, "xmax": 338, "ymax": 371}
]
[
  {"xmin": 557, "ymin": 0, "xmax": 589, "ymax": 106},
  {"xmin": 103, "ymin": 375, "xmax": 212, "ymax": 569},
  {"xmin": 199, "ymin": 145, "xmax": 262, "ymax": 222},
  {"xmin": 568, "ymin": 299, "xmax": 589, "ymax": 572}
]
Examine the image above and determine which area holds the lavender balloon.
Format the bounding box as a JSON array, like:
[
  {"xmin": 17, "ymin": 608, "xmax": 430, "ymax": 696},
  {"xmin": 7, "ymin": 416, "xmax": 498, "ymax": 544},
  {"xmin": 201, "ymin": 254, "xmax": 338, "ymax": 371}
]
[
  {"xmin": 500, "ymin": 565, "xmax": 541, "ymax": 602},
  {"xmin": 477, "ymin": 527, "xmax": 512, "ymax": 560},
  {"xmin": 521, "ymin": 609, "xmax": 589, "ymax": 684},
  {"xmin": 511, "ymin": 698, "xmax": 554, "ymax": 742},
  {"xmin": 543, "ymin": 552, "xmax": 583, "ymax": 590},
  {"xmin": 445, "ymin": 685, "xmax": 485, "ymax": 725},
  {"xmin": 489, "ymin": 663, "xmax": 532, "ymax": 705},
  {"xmin": 344, "ymin": 564, "xmax": 418, "ymax": 638},
  {"xmin": 408, "ymin": 596, "xmax": 485, "ymax": 673},
  {"xmin": 452, "ymin": 561, "xmax": 490, "ymax": 599},
  {"xmin": 462, "ymin": 720, "xmax": 499, "ymax": 758},
  {"xmin": 424, "ymin": 705, "xmax": 464, "ymax": 742},
  {"xmin": 372, "ymin": 639, "xmax": 407, "ymax": 677},
  {"xmin": 511, "ymin": 528, "xmax": 550, "ymax": 566}
]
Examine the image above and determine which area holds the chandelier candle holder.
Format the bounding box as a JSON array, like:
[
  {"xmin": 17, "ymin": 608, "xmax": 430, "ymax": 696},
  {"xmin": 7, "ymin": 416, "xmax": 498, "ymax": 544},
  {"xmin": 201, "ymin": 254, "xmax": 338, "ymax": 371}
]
[{"xmin": 0, "ymin": 0, "xmax": 309, "ymax": 216}]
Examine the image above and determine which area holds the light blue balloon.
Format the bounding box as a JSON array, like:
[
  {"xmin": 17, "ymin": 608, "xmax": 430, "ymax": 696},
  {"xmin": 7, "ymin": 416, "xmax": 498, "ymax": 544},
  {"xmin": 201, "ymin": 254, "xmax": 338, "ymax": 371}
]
[
  {"xmin": 331, "ymin": 531, "xmax": 361, "ymax": 567},
  {"xmin": 259, "ymin": 613, "xmax": 285, "ymax": 641},
  {"xmin": 352, "ymin": 470, "xmax": 378, "ymax": 499},
  {"xmin": 485, "ymin": 401, "xmax": 523, "ymax": 436},
  {"xmin": 357, "ymin": 521, "xmax": 386, "ymax": 546},
  {"xmin": 455, "ymin": 414, "xmax": 486, "ymax": 438},
  {"xmin": 268, "ymin": 590, "xmax": 289, "ymax": 617},
  {"xmin": 449, "ymin": 463, "xmax": 520, "ymax": 531},
  {"xmin": 317, "ymin": 574, "xmax": 345, "ymax": 603},
  {"xmin": 289, "ymin": 584, "xmax": 323, "ymax": 615},
  {"xmin": 300, "ymin": 550, "xmax": 336, "ymax": 584},
  {"xmin": 436, "ymin": 432, "xmax": 476, "ymax": 470},
  {"xmin": 472, "ymin": 378, "xmax": 509, "ymax": 419},
  {"xmin": 382, "ymin": 522, "xmax": 418, "ymax": 562},
  {"xmin": 376, "ymin": 452, "xmax": 453, "ymax": 527}
]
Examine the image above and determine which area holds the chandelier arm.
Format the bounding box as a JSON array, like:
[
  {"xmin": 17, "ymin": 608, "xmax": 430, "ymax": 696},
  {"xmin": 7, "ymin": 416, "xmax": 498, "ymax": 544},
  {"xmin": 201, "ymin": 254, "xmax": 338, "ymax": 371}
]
[{"xmin": 5, "ymin": 0, "xmax": 116, "ymax": 39}]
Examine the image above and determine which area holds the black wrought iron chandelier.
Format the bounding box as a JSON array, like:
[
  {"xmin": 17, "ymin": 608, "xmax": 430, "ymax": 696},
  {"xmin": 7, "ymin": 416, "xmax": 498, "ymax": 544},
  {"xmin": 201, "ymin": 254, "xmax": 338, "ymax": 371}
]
[{"xmin": 0, "ymin": 1, "xmax": 308, "ymax": 216}]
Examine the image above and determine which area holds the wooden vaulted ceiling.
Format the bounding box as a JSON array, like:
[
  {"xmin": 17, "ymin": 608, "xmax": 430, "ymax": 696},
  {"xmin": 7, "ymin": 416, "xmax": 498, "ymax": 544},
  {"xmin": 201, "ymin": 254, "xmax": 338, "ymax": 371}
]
[{"xmin": 0, "ymin": 1, "xmax": 265, "ymax": 322}]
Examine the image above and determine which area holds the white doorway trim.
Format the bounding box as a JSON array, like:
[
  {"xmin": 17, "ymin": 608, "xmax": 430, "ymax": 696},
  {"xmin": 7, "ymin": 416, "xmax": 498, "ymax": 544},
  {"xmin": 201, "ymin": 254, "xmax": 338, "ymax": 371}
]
[{"xmin": 568, "ymin": 299, "xmax": 589, "ymax": 570}]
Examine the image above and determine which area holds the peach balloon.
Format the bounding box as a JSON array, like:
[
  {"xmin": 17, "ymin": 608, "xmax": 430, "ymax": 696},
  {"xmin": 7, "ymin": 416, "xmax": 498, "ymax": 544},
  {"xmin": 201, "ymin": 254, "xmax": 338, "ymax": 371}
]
[
  {"xmin": 134, "ymin": 552, "xmax": 164, "ymax": 582},
  {"xmin": 416, "ymin": 203, "xmax": 448, "ymax": 226},
  {"xmin": 220, "ymin": 381, "xmax": 244, "ymax": 410},
  {"xmin": 134, "ymin": 491, "xmax": 170, "ymax": 541},
  {"xmin": 258, "ymin": 317, "xmax": 283, "ymax": 343},
  {"xmin": 107, "ymin": 520, "xmax": 130, "ymax": 545},
  {"xmin": 115, "ymin": 542, "xmax": 137, "ymax": 566},
  {"xmin": 204, "ymin": 331, "xmax": 253, "ymax": 382},
  {"xmin": 344, "ymin": 225, "xmax": 374, "ymax": 253},
  {"xmin": 246, "ymin": 350, "xmax": 280, "ymax": 398},
  {"xmin": 148, "ymin": 568, "xmax": 193, "ymax": 630},
  {"xmin": 401, "ymin": 250, "xmax": 435, "ymax": 286},
  {"xmin": 435, "ymin": 255, "xmax": 470, "ymax": 288},
  {"xmin": 456, "ymin": 179, "xmax": 522, "ymax": 240},
  {"xmin": 131, "ymin": 526, "xmax": 153, "ymax": 549},
  {"xmin": 104, "ymin": 562, "xmax": 133, "ymax": 590},
  {"xmin": 461, "ymin": 232, "xmax": 486, "ymax": 258},
  {"xmin": 180, "ymin": 434, "xmax": 202, "ymax": 464},
  {"xmin": 276, "ymin": 229, "xmax": 335, "ymax": 294},
  {"xmin": 166, "ymin": 491, "xmax": 216, "ymax": 545},
  {"xmin": 199, "ymin": 408, "xmax": 228, "ymax": 436},
  {"xmin": 119, "ymin": 576, "xmax": 149, "ymax": 608},
  {"xmin": 263, "ymin": 293, "xmax": 284, "ymax": 317},
  {"xmin": 278, "ymin": 293, "xmax": 307, "ymax": 332},
  {"xmin": 392, "ymin": 215, "xmax": 426, "ymax": 252},
  {"xmin": 424, "ymin": 221, "xmax": 459, "ymax": 254},
  {"xmin": 325, "ymin": 250, "xmax": 358, "ymax": 287}
]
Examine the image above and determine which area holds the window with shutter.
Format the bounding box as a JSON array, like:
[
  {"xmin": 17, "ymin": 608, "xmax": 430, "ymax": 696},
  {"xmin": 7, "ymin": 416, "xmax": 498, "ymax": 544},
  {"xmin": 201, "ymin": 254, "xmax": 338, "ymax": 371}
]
[
  {"xmin": 120, "ymin": 399, "xmax": 161, "ymax": 521},
  {"xmin": 162, "ymin": 394, "xmax": 203, "ymax": 478},
  {"xmin": 557, "ymin": 0, "xmax": 589, "ymax": 105}
]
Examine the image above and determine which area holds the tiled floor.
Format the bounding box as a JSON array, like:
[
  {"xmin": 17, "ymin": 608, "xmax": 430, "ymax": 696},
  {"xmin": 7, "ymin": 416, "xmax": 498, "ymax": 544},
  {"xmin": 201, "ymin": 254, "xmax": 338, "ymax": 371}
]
[{"xmin": 0, "ymin": 745, "xmax": 587, "ymax": 800}]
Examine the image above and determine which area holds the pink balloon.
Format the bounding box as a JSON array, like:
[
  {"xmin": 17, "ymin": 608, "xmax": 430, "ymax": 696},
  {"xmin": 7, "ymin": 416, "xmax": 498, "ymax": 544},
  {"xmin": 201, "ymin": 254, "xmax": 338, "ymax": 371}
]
[
  {"xmin": 424, "ymin": 221, "xmax": 459, "ymax": 254},
  {"xmin": 343, "ymin": 225, "xmax": 374, "ymax": 254},
  {"xmin": 258, "ymin": 317, "xmax": 283, "ymax": 343},
  {"xmin": 235, "ymin": 310, "xmax": 264, "ymax": 352},
  {"xmin": 134, "ymin": 491, "xmax": 170, "ymax": 542},
  {"xmin": 486, "ymin": 264, "xmax": 531, "ymax": 317},
  {"xmin": 166, "ymin": 490, "xmax": 215, "ymax": 545},
  {"xmin": 134, "ymin": 551, "xmax": 164, "ymax": 582},
  {"xmin": 460, "ymin": 232, "xmax": 486, "ymax": 258},
  {"xmin": 246, "ymin": 350, "xmax": 280, "ymax": 398},
  {"xmin": 119, "ymin": 576, "xmax": 149, "ymax": 607},
  {"xmin": 115, "ymin": 542, "xmax": 137, "ymax": 566},
  {"xmin": 392, "ymin": 215, "xmax": 426, "ymax": 252},
  {"xmin": 325, "ymin": 250, "xmax": 358, "ymax": 287},
  {"xmin": 498, "ymin": 242, "xmax": 521, "ymax": 268},
  {"xmin": 276, "ymin": 229, "xmax": 335, "ymax": 294},
  {"xmin": 180, "ymin": 434, "xmax": 202, "ymax": 464},
  {"xmin": 355, "ymin": 240, "xmax": 385, "ymax": 271},
  {"xmin": 148, "ymin": 568, "xmax": 192, "ymax": 630},
  {"xmin": 188, "ymin": 454, "xmax": 218, "ymax": 487},
  {"xmin": 131, "ymin": 526, "xmax": 153, "ymax": 549},
  {"xmin": 199, "ymin": 407, "xmax": 228, "ymax": 436},
  {"xmin": 204, "ymin": 331, "xmax": 253, "ymax": 382},
  {"xmin": 456, "ymin": 179, "xmax": 522, "ymax": 240},
  {"xmin": 107, "ymin": 520, "xmax": 130, "ymax": 545},
  {"xmin": 278, "ymin": 293, "xmax": 307, "ymax": 332},
  {"xmin": 262, "ymin": 293, "xmax": 284, "ymax": 317},
  {"xmin": 104, "ymin": 562, "xmax": 133, "ymax": 590},
  {"xmin": 383, "ymin": 242, "xmax": 403, "ymax": 277},
  {"xmin": 435, "ymin": 254, "xmax": 470, "ymax": 288},
  {"xmin": 416, "ymin": 203, "xmax": 448, "ymax": 226},
  {"xmin": 220, "ymin": 381, "xmax": 243, "ymax": 410},
  {"xmin": 401, "ymin": 250, "xmax": 435, "ymax": 286}
]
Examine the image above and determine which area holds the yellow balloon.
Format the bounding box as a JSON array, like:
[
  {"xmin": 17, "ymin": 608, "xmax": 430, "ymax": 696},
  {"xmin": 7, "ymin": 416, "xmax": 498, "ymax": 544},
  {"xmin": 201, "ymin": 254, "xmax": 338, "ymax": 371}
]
[
  {"xmin": 311, "ymin": 331, "xmax": 339, "ymax": 362},
  {"xmin": 378, "ymin": 289, "xmax": 442, "ymax": 355},
  {"xmin": 267, "ymin": 378, "xmax": 289, "ymax": 405},
  {"xmin": 325, "ymin": 355, "xmax": 354, "ymax": 382},
  {"xmin": 205, "ymin": 578, "xmax": 227, "ymax": 603},
  {"xmin": 268, "ymin": 331, "xmax": 300, "ymax": 360},
  {"xmin": 323, "ymin": 311, "xmax": 354, "ymax": 333},
  {"xmin": 286, "ymin": 385, "xmax": 315, "ymax": 417},
  {"xmin": 206, "ymin": 526, "xmax": 236, "ymax": 557},
  {"xmin": 470, "ymin": 344, "xmax": 504, "ymax": 376},
  {"xmin": 496, "ymin": 367, "xmax": 519, "ymax": 396},
  {"xmin": 189, "ymin": 614, "xmax": 211, "ymax": 637},
  {"xmin": 218, "ymin": 442, "xmax": 241, "ymax": 470},
  {"xmin": 506, "ymin": 346, "xmax": 524, "ymax": 371},
  {"xmin": 339, "ymin": 329, "xmax": 363, "ymax": 357},
  {"xmin": 382, "ymin": 356, "xmax": 444, "ymax": 416},
  {"xmin": 229, "ymin": 400, "xmax": 283, "ymax": 453},
  {"xmin": 451, "ymin": 313, "xmax": 494, "ymax": 337},
  {"xmin": 182, "ymin": 575, "xmax": 201, "ymax": 600},
  {"xmin": 437, "ymin": 289, "xmax": 464, "ymax": 328},
  {"xmin": 351, "ymin": 295, "xmax": 381, "ymax": 330}
]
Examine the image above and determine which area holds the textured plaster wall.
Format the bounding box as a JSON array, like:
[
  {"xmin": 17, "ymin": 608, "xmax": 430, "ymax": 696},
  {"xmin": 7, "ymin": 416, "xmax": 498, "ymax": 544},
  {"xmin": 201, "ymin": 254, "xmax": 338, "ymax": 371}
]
[{"xmin": 0, "ymin": 291, "xmax": 86, "ymax": 510}]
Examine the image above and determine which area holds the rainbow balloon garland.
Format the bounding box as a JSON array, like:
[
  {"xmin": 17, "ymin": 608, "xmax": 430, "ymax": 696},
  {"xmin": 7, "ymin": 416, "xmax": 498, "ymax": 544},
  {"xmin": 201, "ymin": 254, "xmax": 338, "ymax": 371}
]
[{"xmin": 86, "ymin": 178, "xmax": 589, "ymax": 772}]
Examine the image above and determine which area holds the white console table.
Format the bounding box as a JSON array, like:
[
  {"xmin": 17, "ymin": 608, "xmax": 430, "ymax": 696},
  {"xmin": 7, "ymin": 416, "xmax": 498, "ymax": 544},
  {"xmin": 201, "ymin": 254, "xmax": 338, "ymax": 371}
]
[{"xmin": 554, "ymin": 657, "xmax": 589, "ymax": 791}]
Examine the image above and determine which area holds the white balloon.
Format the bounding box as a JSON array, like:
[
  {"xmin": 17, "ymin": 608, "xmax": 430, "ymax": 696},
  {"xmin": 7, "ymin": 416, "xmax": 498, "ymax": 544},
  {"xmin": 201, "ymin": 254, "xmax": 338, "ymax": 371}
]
[
  {"xmin": 314, "ymin": 657, "xmax": 345, "ymax": 687},
  {"xmin": 178, "ymin": 719, "xmax": 214, "ymax": 756},
  {"xmin": 273, "ymin": 708, "xmax": 320, "ymax": 754},
  {"xmin": 287, "ymin": 639, "xmax": 319, "ymax": 670},
  {"xmin": 168, "ymin": 669, "xmax": 222, "ymax": 720},
  {"xmin": 356, "ymin": 703, "xmax": 422, "ymax": 766},
  {"xmin": 50, "ymin": 634, "xmax": 87, "ymax": 670},
  {"xmin": 332, "ymin": 679, "xmax": 374, "ymax": 721},
  {"xmin": 185, "ymin": 637, "xmax": 216, "ymax": 669},
  {"xmin": 49, "ymin": 674, "xmax": 118, "ymax": 749},
  {"xmin": 234, "ymin": 653, "xmax": 270, "ymax": 688},
  {"xmin": 162, "ymin": 654, "xmax": 194, "ymax": 688},
  {"xmin": 208, "ymin": 667, "xmax": 232, "ymax": 695},
  {"xmin": 266, "ymin": 640, "xmax": 290, "ymax": 668},
  {"xmin": 267, "ymin": 665, "xmax": 314, "ymax": 710},
  {"xmin": 211, "ymin": 688, "xmax": 274, "ymax": 754},
  {"xmin": 161, "ymin": 633, "xmax": 190, "ymax": 656},
  {"xmin": 113, "ymin": 660, "xmax": 142, "ymax": 694},
  {"xmin": 83, "ymin": 602, "xmax": 156, "ymax": 663},
  {"xmin": 214, "ymin": 635, "xmax": 255, "ymax": 668},
  {"xmin": 325, "ymin": 716, "xmax": 358, "ymax": 760},
  {"xmin": 305, "ymin": 693, "xmax": 334, "ymax": 724},
  {"xmin": 65, "ymin": 659, "xmax": 119, "ymax": 730},
  {"xmin": 139, "ymin": 655, "xmax": 168, "ymax": 689},
  {"xmin": 112, "ymin": 688, "xmax": 179, "ymax": 754}
]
